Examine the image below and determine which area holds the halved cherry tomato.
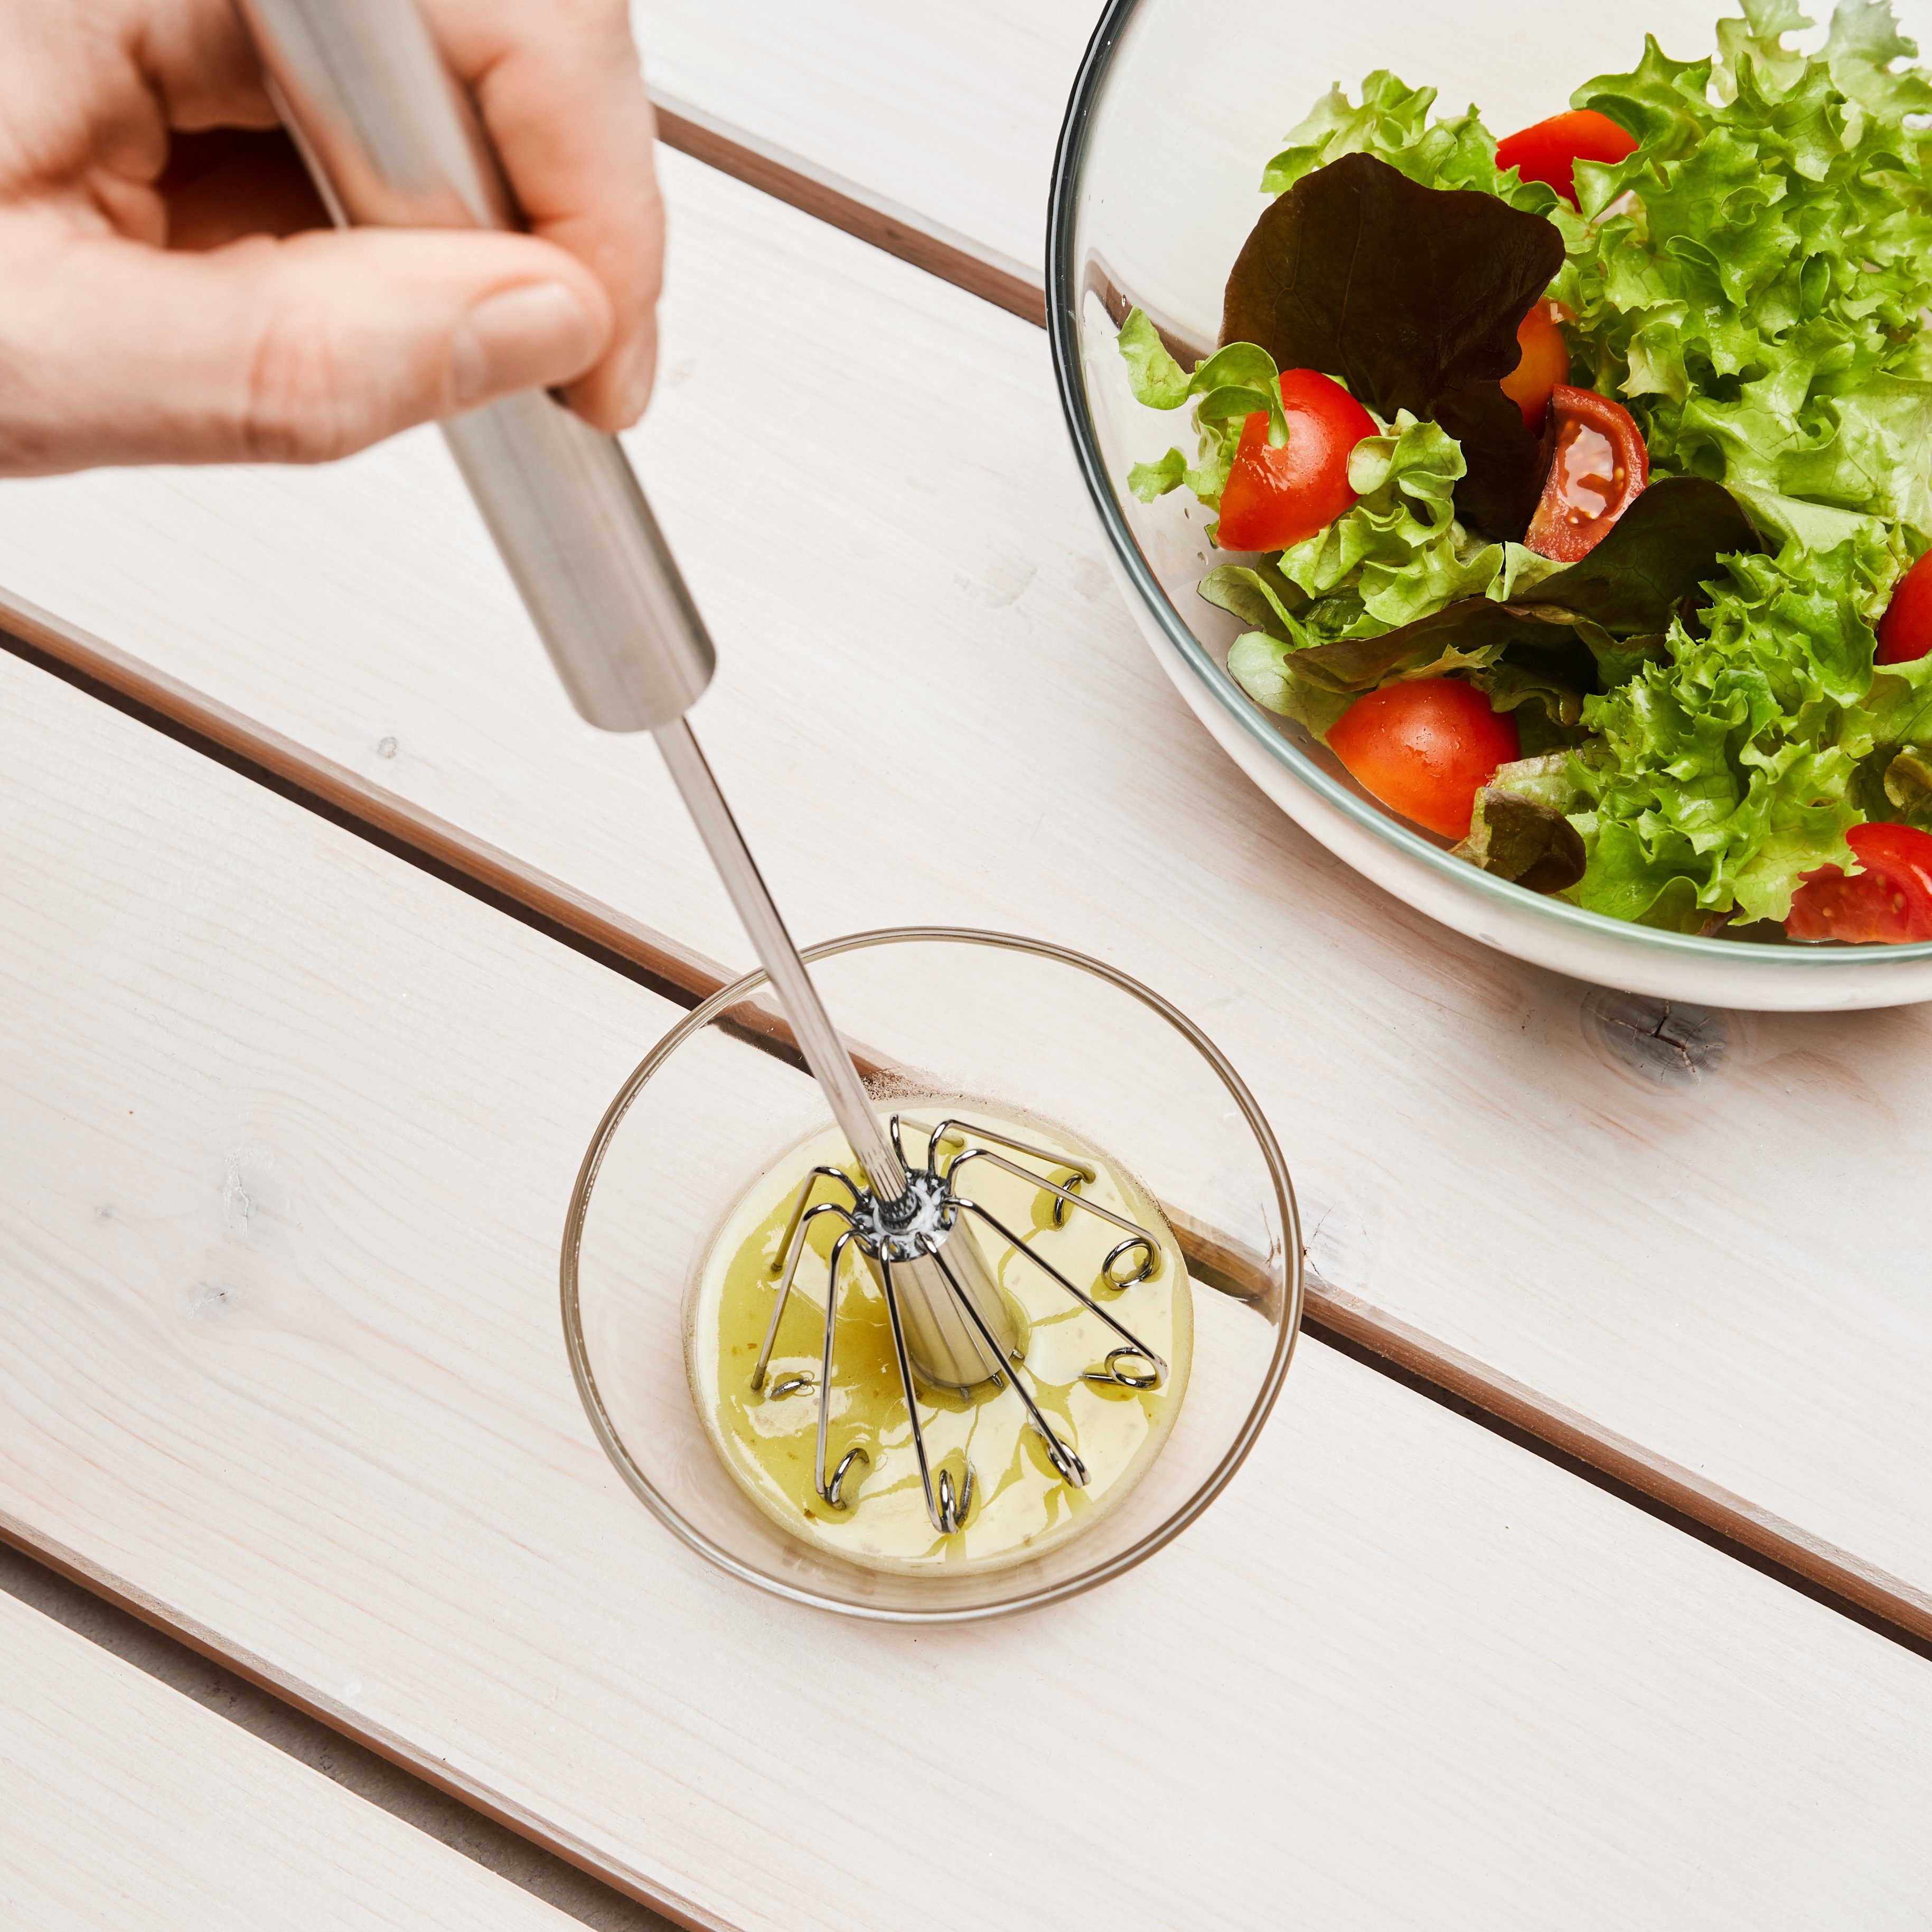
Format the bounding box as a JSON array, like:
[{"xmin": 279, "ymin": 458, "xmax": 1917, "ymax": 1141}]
[
  {"xmin": 1524, "ymin": 385, "xmax": 1649, "ymax": 561},
  {"xmin": 1327, "ymin": 679, "xmax": 1521, "ymax": 839},
  {"xmin": 1500, "ymin": 299, "xmax": 1574, "ymax": 436},
  {"xmin": 1495, "ymin": 109, "xmax": 1638, "ymax": 208},
  {"xmin": 1876, "ymin": 550, "xmax": 1932, "ymax": 665},
  {"xmin": 1786, "ymin": 822, "xmax": 1932, "ymax": 944},
  {"xmin": 1216, "ymin": 369, "xmax": 1379, "ymax": 552}
]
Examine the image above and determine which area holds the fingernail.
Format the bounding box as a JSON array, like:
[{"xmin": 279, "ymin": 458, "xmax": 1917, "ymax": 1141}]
[
  {"xmin": 451, "ymin": 282, "xmax": 602, "ymax": 406},
  {"xmin": 614, "ymin": 328, "xmax": 658, "ymax": 426}
]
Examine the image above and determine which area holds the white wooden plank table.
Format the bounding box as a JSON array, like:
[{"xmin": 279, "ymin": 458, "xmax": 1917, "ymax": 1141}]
[
  {"xmin": 5, "ymin": 4, "xmax": 1932, "ymax": 1922},
  {"xmin": 4, "ymin": 143, "xmax": 1928, "ymax": 1640},
  {"xmin": 0, "ymin": 1590, "xmax": 580, "ymax": 1931},
  {"xmin": 4, "ymin": 644, "xmax": 1932, "ymax": 1928}
]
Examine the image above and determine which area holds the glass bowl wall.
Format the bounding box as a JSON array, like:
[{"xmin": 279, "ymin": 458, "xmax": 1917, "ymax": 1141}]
[
  {"xmin": 562, "ymin": 929, "xmax": 1300, "ymax": 1622},
  {"xmin": 1047, "ymin": 0, "xmax": 1932, "ymax": 1011}
]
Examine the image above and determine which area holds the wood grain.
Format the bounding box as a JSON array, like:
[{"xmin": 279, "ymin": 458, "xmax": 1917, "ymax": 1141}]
[
  {"xmin": 632, "ymin": 0, "xmax": 1095, "ymax": 278},
  {"xmin": 6, "ymin": 649, "xmax": 1932, "ymax": 1928},
  {"xmin": 4, "ymin": 152, "xmax": 1930, "ymax": 1640},
  {"xmin": 0, "ymin": 1592, "xmax": 580, "ymax": 1932}
]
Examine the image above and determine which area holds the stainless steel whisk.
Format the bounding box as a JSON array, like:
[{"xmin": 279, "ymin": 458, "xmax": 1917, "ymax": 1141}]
[{"xmin": 241, "ymin": 0, "xmax": 1165, "ymax": 1535}]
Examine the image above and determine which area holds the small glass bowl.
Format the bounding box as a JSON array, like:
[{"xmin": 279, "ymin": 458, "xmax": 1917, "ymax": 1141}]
[
  {"xmin": 561, "ymin": 928, "xmax": 1300, "ymax": 1621},
  {"xmin": 1046, "ymin": 0, "xmax": 1932, "ymax": 1010}
]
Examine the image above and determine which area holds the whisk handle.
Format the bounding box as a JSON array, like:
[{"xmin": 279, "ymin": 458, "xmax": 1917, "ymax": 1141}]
[{"xmin": 235, "ymin": 0, "xmax": 714, "ymax": 733}]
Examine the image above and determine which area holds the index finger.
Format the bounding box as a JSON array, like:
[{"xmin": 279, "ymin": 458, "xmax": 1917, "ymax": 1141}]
[{"xmin": 425, "ymin": 0, "xmax": 663, "ymax": 430}]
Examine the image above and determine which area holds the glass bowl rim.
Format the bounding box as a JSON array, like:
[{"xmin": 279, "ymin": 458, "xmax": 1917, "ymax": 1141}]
[
  {"xmin": 1043, "ymin": 0, "xmax": 1932, "ymax": 978},
  {"xmin": 559, "ymin": 924, "xmax": 1306, "ymax": 1624}
]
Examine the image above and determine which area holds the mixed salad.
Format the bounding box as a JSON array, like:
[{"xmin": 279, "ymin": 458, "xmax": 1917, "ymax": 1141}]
[{"xmin": 1121, "ymin": 0, "xmax": 1932, "ymax": 943}]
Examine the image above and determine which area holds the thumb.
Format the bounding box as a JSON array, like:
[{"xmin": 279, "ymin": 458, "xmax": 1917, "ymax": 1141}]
[{"xmin": 0, "ymin": 222, "xmax": 615, "ymax": 475}]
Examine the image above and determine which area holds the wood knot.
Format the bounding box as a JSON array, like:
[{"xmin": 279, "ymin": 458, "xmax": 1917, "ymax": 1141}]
[{"xmin": 1581, "ymin": 989, "xmax": 1729, "ymax": 1089}]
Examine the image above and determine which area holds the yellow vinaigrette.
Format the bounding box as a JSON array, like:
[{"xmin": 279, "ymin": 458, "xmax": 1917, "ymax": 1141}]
[{"xmin": 685, "ymin": 1108, "xmax": 1194, "ymax": 1573}]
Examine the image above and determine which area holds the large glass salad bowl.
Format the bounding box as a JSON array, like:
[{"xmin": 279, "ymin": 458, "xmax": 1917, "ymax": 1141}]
[{"xmin": 1048, "ymin": 0, "xmax": 1932, "ymax": 1010}]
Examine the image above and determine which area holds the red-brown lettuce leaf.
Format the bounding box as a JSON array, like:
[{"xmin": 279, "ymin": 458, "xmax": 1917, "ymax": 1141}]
[
  {"xmin": 1432, "ymin": 382, "xmax": 1549, "ymax": 541},
  {"xmin": 1454, "ymin": 787, "xmax": 1589, "ymax": 894},
  {"xmin": 1220, "ymin": 153, "xmax": 1565, "ymax": 538},
  {"xmin": 1281, "ymin": 599, "xmax": 1554, "ymax": 693}
]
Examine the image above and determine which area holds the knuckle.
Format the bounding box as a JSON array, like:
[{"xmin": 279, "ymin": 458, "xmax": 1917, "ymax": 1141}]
[{"xmin": 238, "ymin": 295, "xmax": 373, "ymax": 465}]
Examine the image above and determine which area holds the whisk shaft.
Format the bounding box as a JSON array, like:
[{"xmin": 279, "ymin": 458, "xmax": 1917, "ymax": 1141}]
[
  {"xmin": 655, "ymin": 725, "xmax": 1018, "ymax": 1388},
  {"xmin": 653, "ymin": 720, "xmax": 911, "ymax": 1201},
  {"xmin": 236, "ymin": 0, "xmax": 1010, "ymax": 1381}
]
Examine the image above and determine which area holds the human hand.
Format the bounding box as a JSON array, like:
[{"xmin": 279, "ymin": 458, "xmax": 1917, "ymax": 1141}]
[{"xmin": 0, "ymin": 0, "xmax": 662, "ymax": 475}]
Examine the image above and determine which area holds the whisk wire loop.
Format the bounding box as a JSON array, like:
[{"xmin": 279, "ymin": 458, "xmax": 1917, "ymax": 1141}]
[
  {"xmin": 814, "ymin": 1229, "xmax": 861, "ymax": 1511},
  {"xmin": 953, "ymin": 1199, "xmax": 1168, "ymax": 1390},
  {"xmin": 878, "ymin": 1259, "xmax": 970, "ymax": 1535},
  {"xmin": 1086, "ymin": 1347, "xmax": 1162, "ymax": 1391},
  {"xmin": 1101, "ymin": 1235, "xmax": 1159, "ymax": 1289},
  {"xmin": 754, "ymin": 1194, "xmax": 857, "ymax": 1391},
  {"xmin": 826, "ymin": 1445, "xmax": 870, "ymax": 1510}
]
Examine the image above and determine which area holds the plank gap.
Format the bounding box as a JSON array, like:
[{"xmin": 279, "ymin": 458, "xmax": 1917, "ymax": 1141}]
[
  {"xmin": 1304, "ymin": 1292, "xmax": 1932, "ymax": 1663},
  {"xmin": 0, "ymin": 1531, "xmax": 705, "ymax": 1932},
  {"xmin": 651, "ymin": 93, "xmax": 1047, "ymax": 327}
]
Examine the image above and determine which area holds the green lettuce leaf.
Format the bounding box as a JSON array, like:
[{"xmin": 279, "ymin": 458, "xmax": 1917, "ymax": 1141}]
[
  {"xmin": 1198, "ymin": 560, "xmax": 1309, "ymax": 639},
  {"xmin": 1562, "ymin": 1, "xmax": 1932, "ymax": 566},
  {"xmin": 1826, "ymin": 0, "xmax": 1932, "ymax": 112},
  {"xmin": 1570, "ymin": 535, "xmax": 1889, "ymax": 923},
  {"xmin": 1878, "ymin": 746, "xmax": 1932, "ymax": 826},
  {"xmin": 1862, "ymin": 652, "xmax": 1932, "ymax": 748},
  {"xmin": 1260, "ymin": 69, "xmax": 1577, "ymax": 217},
  {"xmin": 1225, "ymin": 632, "xmax": 1356, "ymax": 736},
  {"xmin": 1117, "ymin": 316, "xmax": 1293, "ymax": 513},
  {"xmin": 1279, "ymin": 415, "xmax": 1556, "ymax": 615},
  {"xmin": 1117, "ymin": 308, "xmax": 1192, "ymax": 409}
]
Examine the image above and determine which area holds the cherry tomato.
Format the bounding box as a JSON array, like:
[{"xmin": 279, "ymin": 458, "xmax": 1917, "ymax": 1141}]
[
  {"xmin": 1876, "ymin": 550, "xmax": 1932, "ymax": 665},
  {"xmin": 1500, "ymin": 299, "xmax": 1574, "ymax": 436},
  {"xmin": 1216, "ymin": 369, "xmax": 1379, "ymax": 552},
  {"xmin": 1786, "ymin": 823, "xmax": 1932, "ymax": 944},
  {"xmin": 1494, "ymin": 109, "xmax": 1638, "ymax": 207},
  {"xmin": 1524, "ymin": 386, "xmax": 1649, "ymax": 561},
  {"xmin": 1327, "ymin": 679, "xmax": 1521, "ymax": 839}
]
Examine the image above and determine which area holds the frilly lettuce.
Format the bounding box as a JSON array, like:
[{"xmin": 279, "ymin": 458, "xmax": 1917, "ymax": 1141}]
[
  {"xmin": 1568, "ymin": 534, "xmax": 1897, "ymax": 926},
  {"xmin": 1260, "ymin": 70, "xmax": 1582, "ymax": 227},
  {"xmin": 1564, "ymin": 1, "xmax": 1932, "ymax": 558},
  {"xmin": 1121, "ymin": 314, "xmax": 1291, "ymax": 518}
]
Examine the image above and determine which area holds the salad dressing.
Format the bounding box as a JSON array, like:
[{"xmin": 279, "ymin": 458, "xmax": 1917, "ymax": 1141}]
[{"xmin": 686, "ymin": 1109, "xmax": 1193, "ymax": 1573}]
